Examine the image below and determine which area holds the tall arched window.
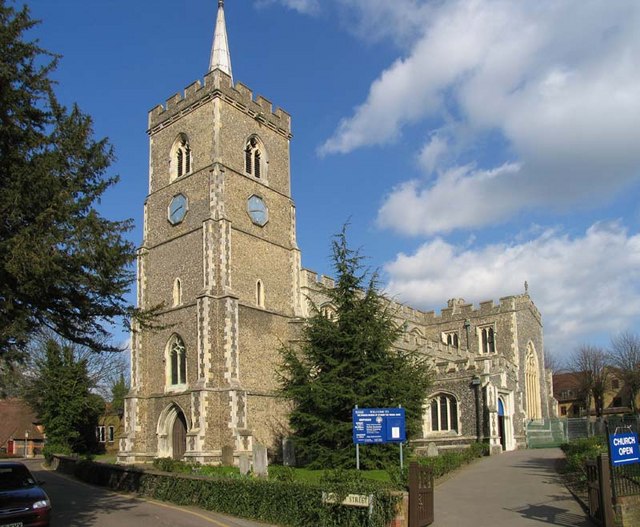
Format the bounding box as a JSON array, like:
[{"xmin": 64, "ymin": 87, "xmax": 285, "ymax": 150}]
[
  {"xmin": 170, "ymin": 134, "xmax": 192, "ymax": 180},
  {"xmin": 525, "ymin": 343, "xmax": 542, "ymax": 419},
  {"xmin": 244, "ymin": 136, "xmax": 266, "ymax": 179},
  {"xmin": 256, "ymin": 279, "xmax": 265, "ymax": 308},
  {"xmin": 167, "ymin": 335, "xmax": 187, "ymax": 386},
  {"xmin": 172, "ymin": 278, "xmax": 182, "ymax": 307},
  {"xmin": 426, "ymin": 393, "xmax": 459, "ymax": 433}
]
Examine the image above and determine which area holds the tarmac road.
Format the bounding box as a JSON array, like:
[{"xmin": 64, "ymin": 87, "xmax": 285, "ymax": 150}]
[{"xmin": 23, "ymin": 459, "xmax": 278, "ymax": 527}]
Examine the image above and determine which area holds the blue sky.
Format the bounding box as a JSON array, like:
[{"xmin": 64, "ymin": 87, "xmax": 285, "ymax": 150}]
[{"xmin": 25, "ymin": 0, "xmax": 640, "ymax": 361}]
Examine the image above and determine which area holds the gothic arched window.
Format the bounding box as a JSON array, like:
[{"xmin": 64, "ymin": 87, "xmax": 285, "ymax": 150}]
[
  {"xmin": 167, "ymin": 335, "xmax": 187, "ymax": 386},
  {"xmin": 525, "ymin": 343, "xmax": 542, "ymax": 419},
  {"xmin": 244, "ymin": 136, "xmax": 266, "ymax": 180},
  {"xmin": 170, "ymin": 134, "xmax": 192, "ymax": 180}
]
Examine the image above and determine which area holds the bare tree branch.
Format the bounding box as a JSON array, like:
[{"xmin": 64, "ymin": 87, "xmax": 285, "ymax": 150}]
[
  {"xmin": 610, "ymin": 332, "xmax": 640, "ymax": 414},
  {"xmin": 569, "ymin": 345, "xmax": 610, "ymax": 417}
]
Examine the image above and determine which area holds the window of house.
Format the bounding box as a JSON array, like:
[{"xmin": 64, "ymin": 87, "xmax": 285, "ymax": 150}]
[
  {"xmin": 613, "ymin": 397, "xmax": 623, "ymax": 407},
  {"xmin": 561, "ymin": 406, "xmax": 567, "ymax": 416},
  {"xmin": 428, "ymin": 394, "xmax": 458, "ymax": 433},
  {"xmin": 244, "ymin": 136, "xmax": 266, "ymax": 179},
  {"xmin": 443, "ymin": 331, "xmax": 459, "ymax": 348},
  {"xmin": 96, "ymin": 426, "xmax": 105, "ymax": 443},
  {"xmin": 171, "ymin": 134, "xmax": 192, "ymax": 180},
  {"xmin": 107, "ymin": 426, "xmax": 115, "ymax": 443},
  {"xmin": 168, "ymin": 335, "xmax": 187, "ymax": 386},
  {"xmin": 478, "ymin": 325, "xmax": 496, "ymax": 354},
  {"xmin": 612, "ymin": 379, "xmax": 620, "ymax": 390}
]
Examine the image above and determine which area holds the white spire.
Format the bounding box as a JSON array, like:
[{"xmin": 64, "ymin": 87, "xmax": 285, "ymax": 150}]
[{"xmin": 209, "ymin": 0, "xmax": 233, "ymax": 80}]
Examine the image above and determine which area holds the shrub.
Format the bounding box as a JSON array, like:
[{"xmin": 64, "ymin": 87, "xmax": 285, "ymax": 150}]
[
  {"xmin": 152, "ymin": 457, "xmax": 199, "ymax": 474},
  {"xmin": 43, "ymin": 443, "xmax": 72, "ymax": 464},
  {"xmin": 560, "ymin": 437, "xmax": 606, "ymax": 487},
  {"xmin": 387, "ymin": 442, "xmax": 489, "ymax": 489},
  {"xmin": 56, "ymin": 456, "xmax": 399, "ymax": 527}
]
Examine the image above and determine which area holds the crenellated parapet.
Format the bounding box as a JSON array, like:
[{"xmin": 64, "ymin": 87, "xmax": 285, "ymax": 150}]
[
  {"xmin": 299, "ymin": 268, "xmax": 335, "ymax": 290},
  {"xmin": 413, "ymin": 294, "xmax": 541, "ymax": 325},
  {"xmin": 148, "ymin": 69, "xmax": 292, "ymax": 138}
]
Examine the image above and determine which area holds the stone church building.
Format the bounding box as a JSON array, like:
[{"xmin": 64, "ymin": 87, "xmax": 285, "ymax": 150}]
[{"xmin": 118, "ymin": 2, "xmax": 551, "ymax": 464}]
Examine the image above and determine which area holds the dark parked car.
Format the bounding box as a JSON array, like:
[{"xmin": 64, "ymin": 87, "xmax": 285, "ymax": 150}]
[{"xmin": 0, "ymin": 462, "xmax": 50, "ymax": 527}]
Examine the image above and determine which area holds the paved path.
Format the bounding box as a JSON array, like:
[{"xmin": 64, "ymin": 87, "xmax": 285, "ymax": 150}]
[{"xmin": 432, "ymin": 448, "xmax": 594, "ymax": 527}]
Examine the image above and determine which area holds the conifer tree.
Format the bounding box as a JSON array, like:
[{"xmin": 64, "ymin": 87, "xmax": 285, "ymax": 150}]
[
  {"xmin": 0, "ymin": 1, "xmax": 147, "ymax": 359},
  {"xmin": 26, "ymin": 339, "xmax": 104, "ymax": 454},
  {"xmin": 280, "ymin": 229, "xmax": 431, "ymax": 469},
  {"xmin": 110, "ymin": 373, "xmax": 129, "ymax": 417}
]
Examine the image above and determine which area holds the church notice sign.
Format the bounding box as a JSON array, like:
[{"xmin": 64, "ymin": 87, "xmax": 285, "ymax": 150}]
[
  {"xmin": 352, "ymin": 408, "xmax": 406, "ymax": 444},
  {"xmin": 609, "ymin": 432, "xmax": 640, "ymax": 466}
]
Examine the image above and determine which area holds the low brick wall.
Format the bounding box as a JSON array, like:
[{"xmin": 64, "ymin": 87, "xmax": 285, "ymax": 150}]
[{"xmin": 616, "ymin": 495, "xmax": 640, "ymax": 527}]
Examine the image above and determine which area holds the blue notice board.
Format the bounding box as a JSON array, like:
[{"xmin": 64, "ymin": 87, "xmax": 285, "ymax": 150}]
[
  {"xmin": 352, "ymin": 408, "xmax": 406, "ymax": 445},
  {"xmin": 609, "ymin": 432, "xmax": 640, "ymax": 466}
]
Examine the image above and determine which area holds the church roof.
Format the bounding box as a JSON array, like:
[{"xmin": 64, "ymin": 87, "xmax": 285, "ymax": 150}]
[{"xmin": 209, "ymin": 0, "xmax": 233, "ymax": 81}]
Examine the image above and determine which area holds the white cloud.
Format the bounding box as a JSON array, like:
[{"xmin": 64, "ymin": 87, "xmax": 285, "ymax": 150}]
[
  {"xmin": 418, "ymin": 135, "xmax": 448, "ymax": 174},
  {"xmin": 320, "ymin": 0, "xmax": 640, "ymax": 233},
  {"xmin": 384, "ymin": 222, "xmax": 640, "ymax": 357},
  {"xmin": 255, "ymin": 0, "xmax": 320, "ymax": 15}
]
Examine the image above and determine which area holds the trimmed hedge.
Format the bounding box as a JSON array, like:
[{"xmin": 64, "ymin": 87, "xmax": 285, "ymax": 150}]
[
  {"xmin": 57, "ymin": 457, "xmax": 399, "ymax": 527},
  {"xmin": 417, "ymin": 442, "xmax": 489, "ymax": 479},
  {"xmin": 387, "ymin": 442, "xmax": 489, "ymax": 488}
]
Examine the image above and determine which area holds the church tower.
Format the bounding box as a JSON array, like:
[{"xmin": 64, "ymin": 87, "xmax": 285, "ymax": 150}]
[{"xmin": 119, "ymin": 1, "xmax": 303, "ymax": 463}]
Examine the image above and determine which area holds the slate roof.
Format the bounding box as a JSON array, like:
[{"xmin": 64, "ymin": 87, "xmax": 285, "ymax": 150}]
[{"xmin": 0, "ymin": 399, "xmax": 45, "ymax": 447}]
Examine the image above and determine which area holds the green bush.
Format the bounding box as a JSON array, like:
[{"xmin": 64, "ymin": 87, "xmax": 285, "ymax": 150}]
[
  {"xmin": 43, "ymin": 443, "xmax": 72, "ymax": 464},
  {"xmin": 152, "ymin": 457, "xmax": 200, "ymax": 474},
  {"xmin": 560, "ymin": 437, "xmax": 606, "ymax": 486},
  {"xmin": 387, "ymin": 442, "xmax": 488, "ymax": 488},
  {"xmin": 57, "ymin": 456, "xmax": 399, "ymax": 527}
]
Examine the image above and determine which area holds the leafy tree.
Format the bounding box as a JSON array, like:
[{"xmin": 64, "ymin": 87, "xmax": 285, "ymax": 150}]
[
  {"xmin": 0, "ymin": 2, "xmax": 154, "ymax": 358},
  {"xmin": 279, "ymin": 229, "xmax": 431, "ymax": 469},
  {"xmin": 110, "ymin": 373, "xmax": 129, "ymax": 417},
  {"xmin": 610, "ymin": 332, "xmax": 640, "ymax": 413},
  {"xmin": 26, "ymin": 339, "xmax": 104, "ymax": 454}
]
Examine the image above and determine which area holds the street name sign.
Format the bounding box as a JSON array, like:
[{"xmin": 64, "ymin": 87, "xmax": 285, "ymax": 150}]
[
  {"xmin": 352, "ymin": 408, "xmax": 406, "ymax": 445},
  {"xmin": 609, "ymin": 432, "xmax": 640, "ymax": 466}
]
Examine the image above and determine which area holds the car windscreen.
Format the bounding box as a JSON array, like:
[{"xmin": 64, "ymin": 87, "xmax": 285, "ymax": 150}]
[{"xmin": 0, "ymin": 465, "xmax": 37, "ymax": 490}]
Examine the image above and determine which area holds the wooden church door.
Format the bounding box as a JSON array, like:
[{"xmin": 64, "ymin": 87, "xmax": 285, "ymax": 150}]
[{"xmin": 172, "ymin": 412, "xmax": 187, "ymax": 460}]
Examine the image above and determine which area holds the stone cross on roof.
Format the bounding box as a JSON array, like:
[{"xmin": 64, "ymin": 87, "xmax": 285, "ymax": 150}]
[{"xmin": 210, "ymin": 0, "xmax": 233, "ymax": 81}]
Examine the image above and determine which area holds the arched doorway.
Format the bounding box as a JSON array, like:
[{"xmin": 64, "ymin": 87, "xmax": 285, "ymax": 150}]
[
  {"xmin": 498, "ymin": 399, "xmax": 506, "ymax": 451},
  {"xmin": 172, "ymin": 411, "xmax": 187, "ymax": 460},
  {"xmin": 156, "ymin": 403, "xmax": 189, "ymax": 460}
]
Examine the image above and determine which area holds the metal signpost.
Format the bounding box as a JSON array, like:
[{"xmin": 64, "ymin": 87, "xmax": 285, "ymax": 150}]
[{"xmin": 352, "ymin": 406, "xmax": 406, "ymax": 470}]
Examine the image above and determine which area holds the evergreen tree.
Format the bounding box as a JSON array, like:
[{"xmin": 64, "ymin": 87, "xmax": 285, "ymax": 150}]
[
  {"xmin": 0, "ymin": 1, "xmax": 148, "ymax": 358},
  {"xmin": 26, "ymin": 339, "xmax": 104, "ymax": 454},
  {"xmin": 280, "ymin": 229, "xmax": 431, "ymax": 469},
  {"xmin": 110, "ymin": 373, "xmax": 129, "ymax": 417}
]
